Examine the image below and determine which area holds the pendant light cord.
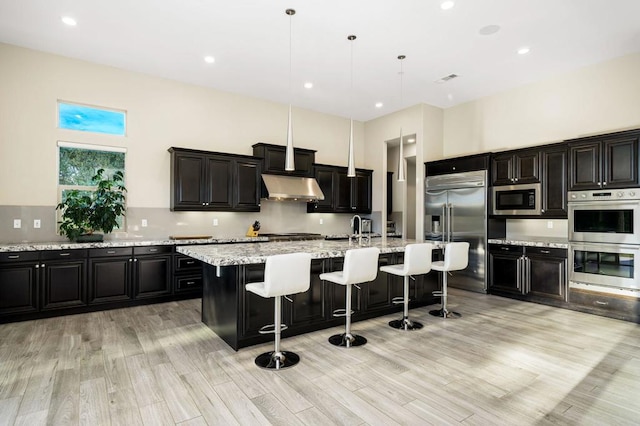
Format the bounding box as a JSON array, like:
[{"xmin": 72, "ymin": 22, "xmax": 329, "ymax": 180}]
[{"xmin": 289, "ymin": 12, "xmax": 293, "ymax": 101}]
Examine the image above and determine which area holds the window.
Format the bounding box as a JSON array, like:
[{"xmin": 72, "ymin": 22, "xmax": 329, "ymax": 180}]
[
  {"xmin": 57, "ymin": 141, "xmax": 127, "ymax": 229},
  {"xmin": 58, "ymin": 101, "xmax": 126, "ymax": 136}
]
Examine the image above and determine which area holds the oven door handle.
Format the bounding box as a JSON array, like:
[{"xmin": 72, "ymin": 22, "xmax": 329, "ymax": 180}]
[{"xmin": 570, "ymin": 242, "xmax": 640, "ymax": 251}]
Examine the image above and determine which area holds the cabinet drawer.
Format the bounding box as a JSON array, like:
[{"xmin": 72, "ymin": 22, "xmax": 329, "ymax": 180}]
[
  {"xmin": 134, "ymin": 246, "xmax": 172, "ymax": 255},
  {"xmin": 175, "ymin": 275, "xmax": 202, "ymax": 291},
  {"xmin": 525, "ymin": 247, "xmax": 567, "ymax": 258},
  {"xmin": 489, "ymin": 244, "xmax": 524, "ymax": 255},
  {"xmin": 89, "ymin": 247, "xmax": 132, "ymax": 257},
  {"xmin": 0, "ymin": 252, "xmax": 40, "ymax": 263},
  {"xmin": 175, "ymin": 256, "xmax": 202, "ymax": 271},
  {"xmin": 570, "ymin": 289, "xmax": 640, "ymax": 315},
  {"xmin": 40, "ymin": 249, "xmax": 87, "ymax": 261}
]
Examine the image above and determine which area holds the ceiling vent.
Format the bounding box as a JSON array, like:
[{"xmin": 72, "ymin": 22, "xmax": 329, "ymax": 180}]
[{"xmin": 435, "ymin": 73, "xmax": 459, "ymax": 84}]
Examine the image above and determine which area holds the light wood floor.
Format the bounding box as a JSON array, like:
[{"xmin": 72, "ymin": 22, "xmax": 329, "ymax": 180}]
[{"xmin": 1, "ymin": 290, "xmax": 640, "ymax": 425}]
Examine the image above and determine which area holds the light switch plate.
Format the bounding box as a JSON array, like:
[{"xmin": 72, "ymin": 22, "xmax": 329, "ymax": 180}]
[
  {"xmin": 33, "ymin": 219, "xmax": 41, "ymax": 229},
  {"xmin": 213, "ymin": 218, "xmax": 219, "ymax": 226},
  {"xmin": 547, "ymin": 221, "xmax": 553, "ymax": 229},
  {"xmin": 319, "ymin": 218, "xmax": 323, "ymax": 225},
  {"xmin": 13, "ymin": 219, "xmax": 21, "ymax": 228},
  {"xmin": 141, "ymin": 219, "xmax": 148, "ymax": 227}
]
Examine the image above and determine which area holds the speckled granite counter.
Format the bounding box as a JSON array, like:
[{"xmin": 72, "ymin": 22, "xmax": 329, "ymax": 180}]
[
  {"xmin": 0, "ymin": 236, "xmax": 269, "ymax": 253},
  {"xmin": 488, "ymin": 237, "xmax": 568, "ymax": 249},
  {"xmin": 177, "ymin": 238, "xmax": 419, "ymax": 266}
]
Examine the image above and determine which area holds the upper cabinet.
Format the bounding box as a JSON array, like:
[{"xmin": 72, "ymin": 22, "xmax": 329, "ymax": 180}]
[
  {"xmin": 307, "ymin": 164, "xmax": 372, "ymax": 214},
  {"xmin": 567, "ymin": 130, "xmax": 639, "ymax": 190},
  {"xmin": 252, "ymin": 143, "xmax": 315, "ymax": 177},
  {"xmin": 491, "ymin": 149, "xmax": 540, "ymax": 186},
  {"xmin": 169, "ymin": 147, "xmax": 261, "ymax": 212},
  {"xmin": 426, "ymin": 153, "xmax": 490, "ymax": 176},
  {"xmin": 540, "ymin": 144, "xmax": 568, "ymax": 217}
]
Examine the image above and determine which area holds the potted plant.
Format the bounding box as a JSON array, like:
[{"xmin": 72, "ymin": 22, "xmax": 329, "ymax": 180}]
[{"xmin": 56, "ymin": 169, "xmax": 127, "ymax": 242}]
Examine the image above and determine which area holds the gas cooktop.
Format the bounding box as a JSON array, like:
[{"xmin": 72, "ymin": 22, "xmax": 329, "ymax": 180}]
[{"xmin": 260, "ymin": 233, "xmax": 324, "ymax": 242}]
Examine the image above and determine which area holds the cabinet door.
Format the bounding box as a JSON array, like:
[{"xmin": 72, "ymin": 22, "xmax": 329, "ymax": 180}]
[
  {"xmin": 134, "ymin": 255, "xmax": 172, "ymax": 298},
  {"xmin": 233, "ymin": 159, "xmax": 261, "ymax": 211},
  {"xmin": 290, "ymin": 259, "xmax": 327, "ymax": 327},
  {"xmin": 527, "ymin": 255, "xmax": 566, "ymax": 301},
  {"xmin": 387, "ymin": 172, "xmax": 393, "ymax": 215},
  {"xmin": 241, "ymin": 264, "xmax": 273, "ymax": 338},
  {"xmin": 602, "ymin": 136, "xmax": 639, "ymax": 188},
  {"xmin": 569, "ymin": 142, "xmax": 601, "ymax": 190},
  {"xmin": 0, "ymin": 262, "xmax": 39, "ymax": 315},
  {"xmin": 491, "ymin": 154, "xmax": 514, "ymax": 186},
  {"xmin": 541, "ymin": 147, "xmax": 568, "ymax": 217},
  {"xmin": 204, "ymin": 156, "xmax": 233, "ymax": 209},
  {"xmin": 172, "ymin": 153, "xmax": 206, "ymax": 209},
  {"xmin": 41, "ymin": 261, "xmax": 86, "ymax": 310},
  {"xmin": 307, "ymin": 166, "xmax": 335, "ymax": 213},
  {"xmin": 515, "ymin": 150, "xmax": 540, "ymax": 183},
  {"xmin": 364, "ymin": 254, "xmax": 393, "ymax": 310},
  {"xmin": 329, "ymin": 258, "xmax": 362, "ymax": 315},
  {"xmin": 488, "ymin": 247, "xmax": 523, "ymax": 295},
  {"xmin": 89, "ymin": 257, "xmax": 132, "ymax": 303},
  {"xmin": 334, "ymin": 171, "xmax": 353, "ymax": 212},
  {"xmin": 352, "ymin": 170, "xmax": 372, "ymax": 213}
]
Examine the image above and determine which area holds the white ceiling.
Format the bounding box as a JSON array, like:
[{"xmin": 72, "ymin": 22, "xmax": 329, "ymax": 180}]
[{"xmin": 1, "ymin": 0, "xmax": 639, "ymax": 121}]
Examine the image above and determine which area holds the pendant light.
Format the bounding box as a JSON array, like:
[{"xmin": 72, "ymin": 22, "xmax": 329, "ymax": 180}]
[
  {"xmin": 347, "ymin": 35, "xmax": 357, "ymax": 178},
  {"xmin": 397, "ymin": 55, "xmax": 406, "ymax": 182},
  {"xmin": 284, "ymin": 8, "xmax": 296, "ymax": 171}
]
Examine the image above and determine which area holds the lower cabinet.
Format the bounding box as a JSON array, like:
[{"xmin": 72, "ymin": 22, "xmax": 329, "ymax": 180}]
[
  {"xmin": 89, "ymin": 248, "xmax": 133, "ymax": 304},
  {"xmin": 133, "ymin": 246, "xmax": 172, "ymax": 298},
  {"xmin": 40, "ymin": 250, "xmax": 88, "ymax": 310},
  {"xmin": 173, "ymin": 253, "xmax": 203, "ymax": 294},
  {"xmin": 489, "ymin": 244, "xmax": 567, "ymax": 302},
  {"xmin": 0, "ymin": 252, "xmax": 40, "ymax": 315}
]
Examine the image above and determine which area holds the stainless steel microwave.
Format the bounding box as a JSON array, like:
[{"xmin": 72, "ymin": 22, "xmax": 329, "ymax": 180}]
[{"xmin": 491, "ymin": 183, "xmax": 541, "ymax": 216}]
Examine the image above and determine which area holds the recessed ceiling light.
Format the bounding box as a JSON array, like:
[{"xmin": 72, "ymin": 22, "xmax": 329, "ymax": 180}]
[
  {"xmin": 479, "ymin": 25, "xmax": 501, "ymax": 36},
  {"xmin": 375, "ymin": 102, "xmax": 383, "ymax": 108},
  {"xmin": 517, "ymin": 47, "xmax": 531, "ymax": 55},
  {"xmin": 440, "ymin": 1, "xmax": 455, "ymax": 10},
  {"xmin": 204, "ymin": 56, "xmax": 215, "ymax": 64},
  {"xmin": 408, "ymin": 138, "xmax": 416, "ymax": 143},
  {"xmin": 304, "ymin": 82, "xmax": 313, "ymax": 89},
  {"xmin": 61, "ymin": 16, "xmax": 77, "ymax": 26},
  {"xmin": 447, "ymin": 94, "xmax": 454, "ymax": 101}
]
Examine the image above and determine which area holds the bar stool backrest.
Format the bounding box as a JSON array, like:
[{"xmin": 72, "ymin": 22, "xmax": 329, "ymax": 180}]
[
  {"xmin": 403, "ymin": 243, "xmax": 434, "ymax": 275},
  {"xmin": 263, "ymin": 253, "xmax": 312, "ymax": 297},
  {"xmin": 343, "ymin": 247, "xmax": 380, "ymax": 284},
  {"xmin": 442, "ymin": 242, "xmax": 470, "ymax": 271}
]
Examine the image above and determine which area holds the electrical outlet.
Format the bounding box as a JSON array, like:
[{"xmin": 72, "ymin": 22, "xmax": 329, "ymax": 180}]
[
  {"xmin": 33, "ymin": 219, "xmax": 41, "ymax": 229},
  {"xmin": 141, "ymin": 219, "xmax": 148, "ymax": 227},
  {"xmin": 547, "ymin": 221, "xmax": 553, "ymax": 229},
  {"xmin": 319, "ymin": 218, "xmax": 323, "ymax": 225},
  {"xmin": 13, "ymin": 219, "xmax": 21, "ymax": 229},
  {"xmin": 213, "ymin": 218, "xmax": 219, "ymax": 226}
]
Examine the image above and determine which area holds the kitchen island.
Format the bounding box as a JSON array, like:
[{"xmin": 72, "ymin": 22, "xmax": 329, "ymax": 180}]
[{"xmin": 177, "ymin": 238, "xmax": 440, "ymax": 350}]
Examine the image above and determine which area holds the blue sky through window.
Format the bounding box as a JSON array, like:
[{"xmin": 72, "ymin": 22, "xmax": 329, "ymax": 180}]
[{"xmin": 59, "ymin": 102, "xmax": 126, "ymax": 135}]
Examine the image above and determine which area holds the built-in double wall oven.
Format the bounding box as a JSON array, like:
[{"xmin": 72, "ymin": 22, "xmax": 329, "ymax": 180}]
[{"xmin": 568, "ymin": 188, "xmax": 640, "ymax": 294}]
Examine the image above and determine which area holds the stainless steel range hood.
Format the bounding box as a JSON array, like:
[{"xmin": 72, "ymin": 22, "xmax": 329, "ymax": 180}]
[{"xmin": 261, "ymin": 174, "xmax": 324, "ymax": 201}]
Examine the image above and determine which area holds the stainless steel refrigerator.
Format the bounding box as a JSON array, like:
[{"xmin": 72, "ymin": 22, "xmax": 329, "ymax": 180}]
[{"xmin": 425, "ymin": 170, "xmax": 487, "ymax": 293}]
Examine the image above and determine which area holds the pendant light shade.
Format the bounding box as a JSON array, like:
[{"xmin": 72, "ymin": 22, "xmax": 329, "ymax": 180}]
[
  {"xmin": 347, "ymin": 34, "xmax": 357, "ymax": 177},
  {"xmin": 284, "ymin": 8, "xmax": 296, "ymax": 172},
  {"xmin": 397, "ymin": 55, "xmax": 406, "ymax": 182}
]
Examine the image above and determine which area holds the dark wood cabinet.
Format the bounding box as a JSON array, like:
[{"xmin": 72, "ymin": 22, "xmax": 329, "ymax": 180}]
[
  {"xmin": 134, "ymin": 246, "xmax": 172, "ymax": 298},
  {"xmin": 0, "ymin": 252, "xmax": 39, "ymax": 315},
  {"xmin": 387, "ymin": 172, "xmax": 393, "ymax": 215},
  {"xmin": 426, "ymin": 153, "xmax": 491, "ymax": 176},
  {"xmin": 290, "ymin": 259, "xmax": 328, "ymax": 327},
  {"xmin": 40, "ymin": 250, "xmax": 87, "ymax": 310},
  {"xmin": 169, "ymin": 147, "xmax": 261, "ymax": 212},
  {"xmin": 252, "ymin": 143, "xmax": 316, "ymax": 177},
  {"xmin": 491, "ymin": 149, "xmax": 540, "ymax": 186},
  {"xmin": 488, "ymin": 245, "xmax": 524, "ymax": 295},
  {"xmin": 540, "ymin": 145, "xmax": 568, "ymax": 217},
  {"xmin": 527, "ymin": 247, "xmax": 567, "ymax": 301},
  {"xmin": 89, "ymin": 248, "xmax": 133, "ymax": 304},
  {"xmin": 568, "ymin": 130, "xmax": 639, "ymax": 190},
  {"xmin": 307, "ymin": 164, "xmax": 372, "ymax": 214},
  {"xmin": 173, "ymin": 253, "xmax": 203, "ymax": 294}
]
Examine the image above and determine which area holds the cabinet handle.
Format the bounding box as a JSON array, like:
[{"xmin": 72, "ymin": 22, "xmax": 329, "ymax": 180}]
[
  {"xmin": 129, "ymin": 259, "xmax": 133, "ymax": 262},
  {"xmin": 186, "ymin": 281, "xmax": 195, "ymax": 285},
  {"xmin": 595, "ymin": 300, "xmax": 608, "ymax": 306},
  {"xmin": 597, "ymin": 182, "xmax": 601, "ymax": 186},
  {"xmin": 149, "ymin": 248, "xmax": 158, "ymax": 252},
  {"xmin": 41, "ymin": 264, "xmax": 45, "ymax": 267},
  {"xmin": 541, "ymin": 209, "xmax": 545, "ymax": 213},
  {"xmin": 186, "ymin": 260, "xmax": 195, "ymax": 265},
  {"xmin": 107, "ymin": 250, "xmax": 116, "ymax": 254},
  {"xmin": 35, "ymin": 264, "xmax": 39, "ymax": 269},
  {"xmin": 500, "ymin": 247, "xmax": 510, "ymax": 251},
  {"xmin": 59, "ymin": 253, "xmax": 71, "ymax": 256},
  {"xmin": 134, "ymin": 258, "xmax": 138, "ymax": 262},
  {"xmin": 602, "ymin": 182, "xmax": 607, "ymax": 186},
  {"xmin": 540, "ymin": 249, "xmax": 550, "ymax": 254},
  {"xmin": 514, "ymin": 178, "xmax": 518, "ymax": 182},
  {"xmin": 8, "ymin": 255, "xmax": 20, "ymax": 259}
]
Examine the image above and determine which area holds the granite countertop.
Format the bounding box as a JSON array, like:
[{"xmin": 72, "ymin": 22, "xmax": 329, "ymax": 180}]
[
  {"xmin": 0, "ymin": 236, "xmax": 269, "ymax": 253},
  {"xmin": 487, "ymin": 237, "xmax": 569, "ymax": 249},
  {"xmin": 177, "ymin": 238, "xmax": 420, "ymax": 266}
]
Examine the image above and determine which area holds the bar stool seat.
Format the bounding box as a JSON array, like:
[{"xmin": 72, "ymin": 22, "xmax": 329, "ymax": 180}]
[
  {"xmin": 379, "ymin": 243, "xmax": 434, "ymax": 330},
  {"xmin": 320, "ymin": 247, "xmax": 380, "ymax": 348},
  {"xmin": 429, "ymin": 242, "xmax": 469, "ymax": 319},
  {"xmin": 246, "ymin": 252, "xmax": 312, "ymax": 370}
]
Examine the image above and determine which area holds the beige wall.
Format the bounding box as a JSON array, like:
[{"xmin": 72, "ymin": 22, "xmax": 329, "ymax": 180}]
[
  {"xmin": 0, "ymin": 43, "xmax": 364, "ymax": 208},
  {"xmin": 443, "ymin": 52, "xmax": 640, "ymax": 157}
]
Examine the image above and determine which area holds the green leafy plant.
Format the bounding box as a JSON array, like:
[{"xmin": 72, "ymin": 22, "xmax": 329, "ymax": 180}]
[{"xmin": 56, "ymin": 169, "xmax": 127, "ymax": 241}]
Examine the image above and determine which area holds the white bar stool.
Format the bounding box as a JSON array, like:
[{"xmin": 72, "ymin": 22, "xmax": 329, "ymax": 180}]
[
  {"xmin": 429, "ymin": 242, "xmax": 469, "ymax": 318},
  {"xmin": 379, "ymin": 243, "xmax": 434, "ymax": 330},
  {"xmin": 245, "ymin": 252, "xmax": 312, "ymax": 370},
  {"xmin": 320, "ymin": 247, "xmax": 380, "ymax": 348}
]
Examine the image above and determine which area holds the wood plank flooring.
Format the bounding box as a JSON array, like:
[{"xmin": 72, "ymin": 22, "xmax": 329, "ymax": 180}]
[{"xmin": 1, "ymin": 289, "xmax": 640, "ymax": 425}]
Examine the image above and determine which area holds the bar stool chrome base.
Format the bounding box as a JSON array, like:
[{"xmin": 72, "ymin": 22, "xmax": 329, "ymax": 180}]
[
  {"xmin": 389, "ymin": 318, "xmax": 424, "ymax": 330},
  {"xmin": 328, "ymin": 333, "xmax": 367, "ymax": 348},
  {"xmin": 429, "ymin": 308, "xmax": 461, "ymax": 318},
  {"xmin": 254, "ymin": 350, "xmax": 300, "ymax": 370}
]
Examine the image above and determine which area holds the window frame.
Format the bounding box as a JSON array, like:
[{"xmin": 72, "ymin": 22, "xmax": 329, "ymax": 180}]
[{"xmin": 57, "ymin": 100, "xmax": 127, "ymax": 136}]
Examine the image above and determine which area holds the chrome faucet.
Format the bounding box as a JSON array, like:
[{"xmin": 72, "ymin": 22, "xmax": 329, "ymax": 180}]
[{"xmin": 351, "ymin": 214, "xmax": 362, "ymax": 245}]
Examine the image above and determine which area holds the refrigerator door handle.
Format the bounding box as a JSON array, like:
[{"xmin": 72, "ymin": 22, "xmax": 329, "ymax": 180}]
[
  {"xmin": 442, "ymin": 205, "xmax": 447, "ymax": 243},
  {"xmin": 448, "ymin": 203, "xmax": 453, "ymax": 242}
]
